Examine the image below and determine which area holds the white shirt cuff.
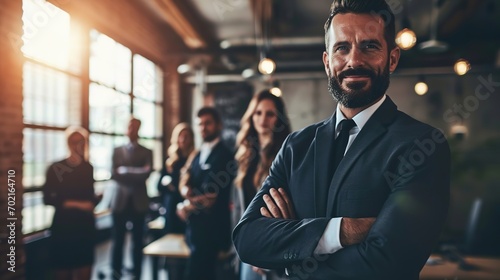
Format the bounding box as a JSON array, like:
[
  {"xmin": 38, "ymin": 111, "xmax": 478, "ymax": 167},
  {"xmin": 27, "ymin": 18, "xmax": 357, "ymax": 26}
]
[{"xmin": 313, "ymin": 217, "xmax": 343, "ymax": 255}]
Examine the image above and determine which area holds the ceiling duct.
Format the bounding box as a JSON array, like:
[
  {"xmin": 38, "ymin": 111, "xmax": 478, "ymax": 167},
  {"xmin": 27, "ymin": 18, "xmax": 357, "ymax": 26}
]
[{"xmin": 419, "ymin": 0, "xmax": 449, "ymax": 53}]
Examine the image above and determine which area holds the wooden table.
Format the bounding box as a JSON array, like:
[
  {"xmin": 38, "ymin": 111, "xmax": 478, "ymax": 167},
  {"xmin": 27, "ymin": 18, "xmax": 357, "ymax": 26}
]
[
  {"xmin": 143, "ymin": 234, "xmax": 190, "ymax": 280},
  {"xmin": 420, "ymin": 255, "xmax": 500, "ymax": 279}
]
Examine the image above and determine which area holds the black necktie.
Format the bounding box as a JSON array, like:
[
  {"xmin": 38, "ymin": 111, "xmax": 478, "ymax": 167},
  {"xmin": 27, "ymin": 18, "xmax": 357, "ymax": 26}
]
[
  {"xmin": 332, "ymin": 119, "xmax": 356, "ymax": 173},
  {"xmin": 317, "ymin": 119, "xmax": 356, "ymax": 217}
]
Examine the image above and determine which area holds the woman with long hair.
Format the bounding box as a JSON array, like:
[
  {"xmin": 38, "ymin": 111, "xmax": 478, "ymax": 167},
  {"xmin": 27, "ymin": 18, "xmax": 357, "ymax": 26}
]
[
  {"xmin": 157, "ymin": 122, "xmax": 195, "ymax": 234},
  {"xmin": 43, "ymin": 127, "xmax": 98, "ymax": 280},
  {"xmin": 235, "ymin": 89, "xmax": 291, "ymax": 280}
]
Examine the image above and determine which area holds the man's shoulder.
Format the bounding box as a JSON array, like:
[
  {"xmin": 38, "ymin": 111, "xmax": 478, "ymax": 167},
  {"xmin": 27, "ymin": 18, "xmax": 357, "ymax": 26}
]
[
  {"xmin": 137, "ymin": 144, "xmax": 153, "ymax": 153},
  {"xmin": 214, "ymin": 140, "xmax": 234, "ymax": 157},
  {"xmin": 112, "ymin": 145, "xmax": 123, "ymax": 155},
  {"xmin": 393, "ymin": 110, "xmax": 442, "ymax": 135},
  {"xmin": 375, "ymin": 95, "xmax": 441, "ymax": 137},
  {"xmin": 388, "ymin": 111, "xmax": 449, "ymax": 148},
  {"xmin": 286, "ymin": 119, "xmax": 328, "ymax": 145}
]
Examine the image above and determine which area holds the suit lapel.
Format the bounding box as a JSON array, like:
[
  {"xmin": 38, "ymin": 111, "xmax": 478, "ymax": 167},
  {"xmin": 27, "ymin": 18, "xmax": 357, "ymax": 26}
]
[
  {"xmin": 314, "ymin": 115, "xmax": 336, "ymax": 217},
  {"xmin": 325, "ymin": 97, "xmax": 398, "ymax": 217},
  {"xmin": 189, "ymin": 152, "xmax": 202, "ymax": 186},
  {"xmin": 122, "ymin": 146, "xmax": 134, "ymax": 165},
  {"xmin": 204, "ymin": 141, "xmax": 222, "ymax": 165}
]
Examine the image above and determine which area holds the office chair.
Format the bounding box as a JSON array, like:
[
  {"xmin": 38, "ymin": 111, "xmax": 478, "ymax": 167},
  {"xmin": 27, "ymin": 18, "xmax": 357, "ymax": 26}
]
[{"xmin": 463, "ymin": 197, "xmax": 500, "ymax": 257}]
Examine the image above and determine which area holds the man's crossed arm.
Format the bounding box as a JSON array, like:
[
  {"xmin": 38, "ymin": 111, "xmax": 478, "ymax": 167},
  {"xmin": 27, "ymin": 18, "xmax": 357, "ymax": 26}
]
[{"xmin": 261, "ymin": 187, "xmax": 375, "ymax": 247}]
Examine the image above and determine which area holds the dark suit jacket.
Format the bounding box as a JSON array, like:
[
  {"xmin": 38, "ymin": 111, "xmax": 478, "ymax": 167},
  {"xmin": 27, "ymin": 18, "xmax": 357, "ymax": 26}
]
[
  {"xmin": 233, "ymin": 97, "xmax": 450, "ymax": 280},
  {"xmin": 184, "ymin": 141, "xmax": 235, "ymax": 251},
  {"xmin": 111, "ymin": 144, "xmax": 153, "ymax": 213}
]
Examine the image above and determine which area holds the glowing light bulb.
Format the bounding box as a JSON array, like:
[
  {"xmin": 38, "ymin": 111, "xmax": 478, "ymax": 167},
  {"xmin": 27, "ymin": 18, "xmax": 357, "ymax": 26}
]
[
  {"xmin": 258, "ymin": 58, "xmax": 276, "ymax": 75},
  {"xmin": 414, "ymin": 81, "xmax": 428, "ymax": 95},
  {"xmin": 454, "ymin": 59, "xmax": 471, "ymax": 76},
  {"xmin": 395, "ymin": 28, "xmax": 417, "ymax": 50},
  {"xmin": 270, "ymin": 87, "xmax": 282, "ymax": 97}
]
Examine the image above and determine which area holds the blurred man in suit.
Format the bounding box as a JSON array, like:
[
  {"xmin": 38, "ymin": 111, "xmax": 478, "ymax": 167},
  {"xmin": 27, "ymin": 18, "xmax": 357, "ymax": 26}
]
[
  {"xmin": 178, "ymin": 107, "xmax": 235, "ymax": 280},
  {"xmin": 233, "ymin": 1, "xmax": 450, "ymax": 279},
  {"xmin": 110, "ymin": 117, "xmax": 153, "ymax": 279}
]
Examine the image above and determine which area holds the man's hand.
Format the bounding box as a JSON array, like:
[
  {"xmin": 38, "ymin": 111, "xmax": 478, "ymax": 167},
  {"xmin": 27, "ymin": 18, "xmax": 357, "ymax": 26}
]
[
  {"xmin": 260, "ymin": 188, "xmax": 374, "ymax": 247},
  {"xmin": 63, "ymin": 200, "xmax": 94, "ymax": 212},
  {"xmin": 176, "ymin": 200, "xmax": 194, "ymax": 221},
  {"xmin": 340, "ymin": 217, "xmax": 376, "ymax": 246},
  {"xmin": 251, "ymin": 266, "xmax": 267, "ymax": 275},
  {"xmin": 116, "ymin": 165, "xmax": 151, "ymax": 175},
  {"xmin": 189, "ymin": 193, "xmax": 216, "ymax": 209},
  {"xmin": 179, "ymin": 185, "xmax": 193, "ymax": 199},
  {"xmin": 260, "ymin": 188, "xmax": 296, "ymax": 219}
]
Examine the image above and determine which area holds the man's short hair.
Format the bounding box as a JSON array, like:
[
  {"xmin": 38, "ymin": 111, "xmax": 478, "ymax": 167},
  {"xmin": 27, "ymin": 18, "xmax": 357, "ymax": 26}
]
[
  {"xmin": 197, "ymin": 107, "xmax": 222, "ymax": 124},
  {"xmin": 324, "ymin": 0, "xmax": 396, "ymax": 51}
]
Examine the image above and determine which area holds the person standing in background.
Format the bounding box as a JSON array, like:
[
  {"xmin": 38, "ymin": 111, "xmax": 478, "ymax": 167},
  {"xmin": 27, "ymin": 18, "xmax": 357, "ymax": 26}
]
[
  {"xmin": 234, "ymin": 90, "xmax": 291, "ymax": 280},
  {"xmin": 157, "ymin": 123, "xmax": 195, "ymax": 235},
  {"xmin": 177, "ymin": 107, "xmax": 235, "ymax": 280},
  {"xmin": 110, "ymin": 117, "xmax": 153, "ymax": 279},
  {"xmin": 43, "ymin": 127, "xmax": 98, "ymax": 280}
]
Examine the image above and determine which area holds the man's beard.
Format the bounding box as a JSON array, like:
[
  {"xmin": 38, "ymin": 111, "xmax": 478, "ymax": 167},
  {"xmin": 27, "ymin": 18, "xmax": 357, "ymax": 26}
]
[
  {"xmin": 203, "ymin": 132, "xmax": 219, "ymax": 142},
  {"xmin": 328, "ymin": 64, "xmax": 390, "ymax": 109}
]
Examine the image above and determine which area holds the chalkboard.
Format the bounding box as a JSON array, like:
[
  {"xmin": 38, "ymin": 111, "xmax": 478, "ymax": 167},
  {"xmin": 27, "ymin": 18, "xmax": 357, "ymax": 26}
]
[{"xmin": 214, "ymin": 83, "xmax": 253, "ymax": 152}]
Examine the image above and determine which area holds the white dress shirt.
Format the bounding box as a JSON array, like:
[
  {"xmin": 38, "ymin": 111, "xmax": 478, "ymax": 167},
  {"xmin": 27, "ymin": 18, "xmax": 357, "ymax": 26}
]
[{"xmin": 199, "ymin": 137, "xmax": 220, "ymax": 165}]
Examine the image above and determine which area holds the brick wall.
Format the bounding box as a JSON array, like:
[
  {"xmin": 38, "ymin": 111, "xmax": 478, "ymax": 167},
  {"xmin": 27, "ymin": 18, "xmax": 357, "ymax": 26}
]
[
  {"xmin": 163, "ymin": 58, "xmax": 183, "ymax": 146},
  {"xmin": 0, "ymin": 0, "xmax": 25, "ymax": 279}
]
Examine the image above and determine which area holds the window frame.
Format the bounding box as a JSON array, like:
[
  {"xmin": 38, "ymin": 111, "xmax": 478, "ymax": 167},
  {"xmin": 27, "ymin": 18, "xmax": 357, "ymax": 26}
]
[{"xmin": 21, "ymin": 0, "xmax": 165, "ymax": 235}]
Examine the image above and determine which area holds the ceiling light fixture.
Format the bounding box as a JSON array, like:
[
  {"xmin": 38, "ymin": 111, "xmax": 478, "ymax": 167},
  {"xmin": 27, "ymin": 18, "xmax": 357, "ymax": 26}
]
[
  {"xmin": 395, "ymin": 14, "xmax": 416, "ymax": 50},
  {"xmin": 454, "ymin": 58, "xmax": 471, "ymax": 76},
  {"xmin": 450, "ymin": 123, "xmax": 468, "ymax": 140},
  {"xmin": 419, "ymin": 0, "xmax": 449, "ymax": 53},
  {"xmin": 270, "ymin": 86, "xmax": 282, "ymax": 97},
  {"xmin": 396, "ymin": 28, "xmax": 417, "ymax": 50},
  {"xmin": 242, "ymin": 68, "xmax": 255, "ymax": 79},
  {"xmin": 414, "ymin": 76, "xmax": 428, "ymax": 95},
  {"xmin": 270, "ymin": 80, "xmax": 282, "ymax": 97},
  {"xmin": 258, "ymin": 57, "xmax": 276, "ymax": 75},
  {"xmin": 177, "ymin": 64, "xmax": 191, "ymax": 74},
  {"xmin": 220, "ymin": 40, "xmax": 231, "ymax": 49},
  {"xmin": 415, "ymin": 82, "xmax": 428, "ymax": 96}
]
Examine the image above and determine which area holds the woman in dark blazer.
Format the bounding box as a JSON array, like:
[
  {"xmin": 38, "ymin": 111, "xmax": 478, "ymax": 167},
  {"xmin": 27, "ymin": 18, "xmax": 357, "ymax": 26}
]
[{"xmin": 157, "ymin": 123, "xmax": 195, "ymax": 234}]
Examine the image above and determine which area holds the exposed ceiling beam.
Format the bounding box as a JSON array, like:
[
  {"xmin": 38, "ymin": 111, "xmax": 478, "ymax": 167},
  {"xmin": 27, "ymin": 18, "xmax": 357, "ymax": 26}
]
[
  {"xmin": 152, "ymin": 0, "xmax": 206, "ymax": 49},
  {"xmin": 183, "ymin": 65, "xmax": 500, "ymax": 84},
  {"xmin": 439, "ymin": 0, "xmax": 484, "ymax": 36},
  {"xmin": 220, "ymin": 36, "xmax": 325, "ymax": 49}
]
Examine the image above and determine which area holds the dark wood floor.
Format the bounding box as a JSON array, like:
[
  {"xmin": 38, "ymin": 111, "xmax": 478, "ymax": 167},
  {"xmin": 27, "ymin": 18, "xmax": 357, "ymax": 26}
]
[{"xmin": 91, "ymin": 233, "xmax": 168, "ymax": 280}]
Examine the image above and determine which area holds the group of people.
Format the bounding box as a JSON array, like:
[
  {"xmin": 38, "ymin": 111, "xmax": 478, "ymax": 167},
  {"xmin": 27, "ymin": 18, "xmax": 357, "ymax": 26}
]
[
  {"xmin": 43, "ymin": 89, "xmax": 292, "ymax": 280},
  {"xmin": 42, "ymin": 1, "xmax": 451, "ymax": 280},
  {"xmin": 153, "ymin": 91, "xmax": 293, "ymax": 280}
]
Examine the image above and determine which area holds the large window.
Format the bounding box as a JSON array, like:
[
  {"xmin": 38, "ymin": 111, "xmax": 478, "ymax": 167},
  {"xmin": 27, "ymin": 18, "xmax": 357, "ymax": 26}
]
[
  {"xmin": 88, "ymin": 31, "xmax": 164, "ymax": 200},
  {"xmin": 21, "ymin": 0, "xmax": 164, "ymax": 234},
  {"xmin": 22, "ymin": 0, "xmax": 77, "ymax": 234}
]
